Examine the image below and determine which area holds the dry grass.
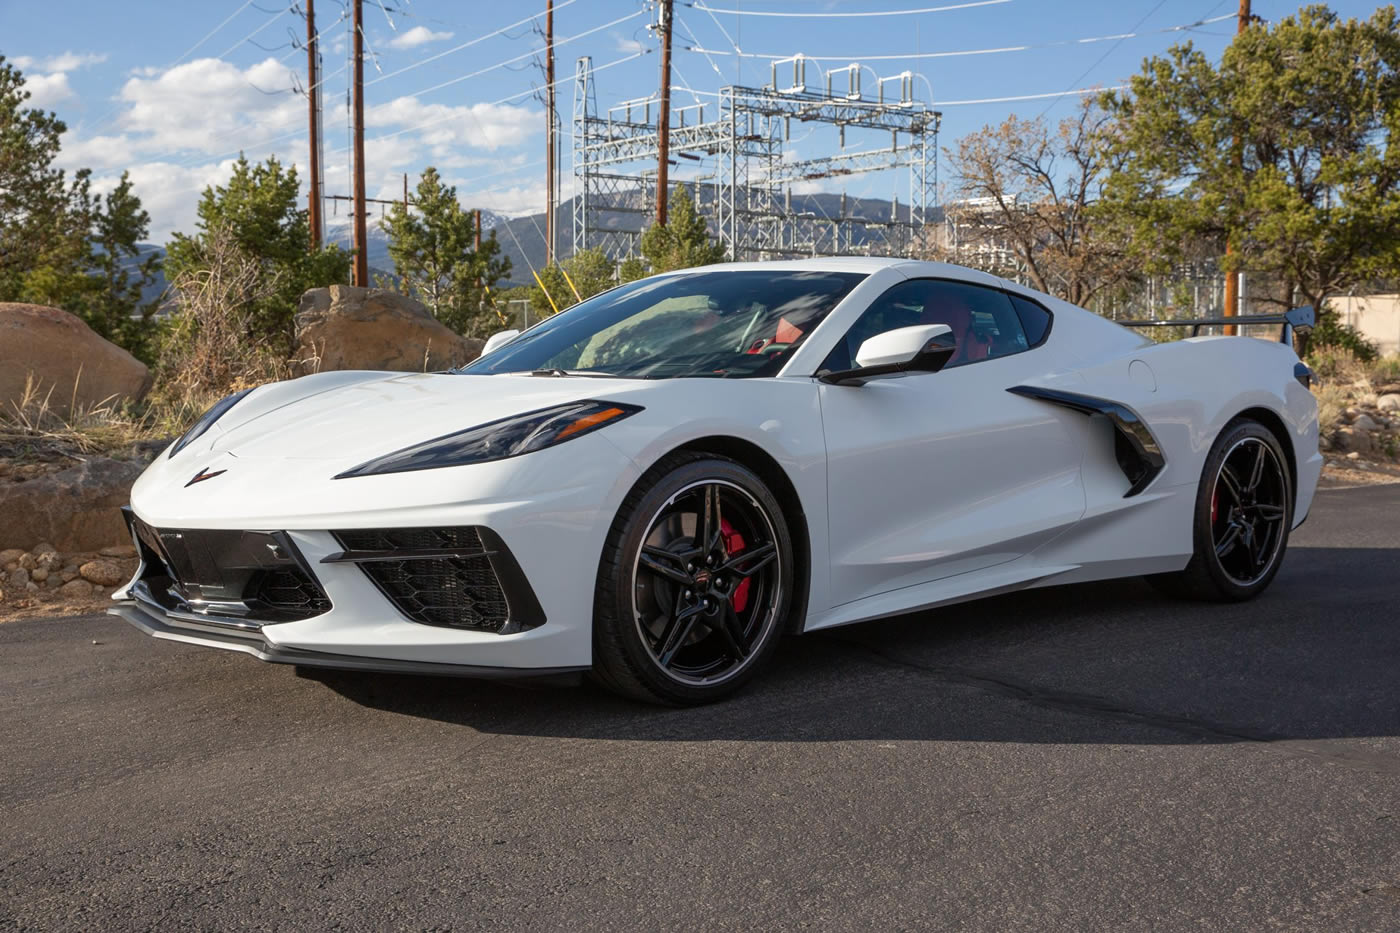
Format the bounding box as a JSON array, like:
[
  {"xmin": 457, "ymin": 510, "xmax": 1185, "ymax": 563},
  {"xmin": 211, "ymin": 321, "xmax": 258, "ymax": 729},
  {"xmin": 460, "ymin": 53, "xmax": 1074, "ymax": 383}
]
[{"xmin": 0, "ymin": 373, "xmax": 166, "ymax": 462}]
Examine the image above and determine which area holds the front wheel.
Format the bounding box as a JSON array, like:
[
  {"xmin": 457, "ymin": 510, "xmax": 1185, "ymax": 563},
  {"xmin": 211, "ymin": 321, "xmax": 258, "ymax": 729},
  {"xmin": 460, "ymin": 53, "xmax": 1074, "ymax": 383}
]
[
  {"xmin": 1149, "ymin": 418, "xmax": 1293, "ymax": 601},
  {"xmin": 591, "ymin": 454, "xmax": 794, "ymax": 705}
]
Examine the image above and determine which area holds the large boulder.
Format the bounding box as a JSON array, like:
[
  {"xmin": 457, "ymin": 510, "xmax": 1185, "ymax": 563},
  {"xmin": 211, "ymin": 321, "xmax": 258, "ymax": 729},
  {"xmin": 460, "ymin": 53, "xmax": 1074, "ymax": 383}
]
[
  {"xmin": 0, "ymin": 303, "xmax": 151, "ymax": 415},
  {"xmin": 291, "ymin": 286, "xmax": 484, "ymax": 376},
  {"xmin": 1, "ymin": 456, "xmax": 144, "ymax": 552}
]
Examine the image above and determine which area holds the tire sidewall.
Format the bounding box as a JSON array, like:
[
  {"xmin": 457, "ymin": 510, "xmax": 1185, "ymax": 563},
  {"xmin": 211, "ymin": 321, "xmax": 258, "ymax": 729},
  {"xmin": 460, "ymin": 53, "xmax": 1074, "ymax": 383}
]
[
  {"xmin": 1193, "ymin": 420, "xmax": 1294, "ymax": 600},
  {"xmin": 598, "ymin": 456, "xmax": 794, "ymax": 705}
]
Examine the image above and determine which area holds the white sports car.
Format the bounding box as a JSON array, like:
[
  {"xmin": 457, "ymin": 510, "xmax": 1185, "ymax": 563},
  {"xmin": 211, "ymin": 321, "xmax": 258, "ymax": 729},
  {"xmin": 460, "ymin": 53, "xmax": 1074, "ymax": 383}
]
[{"xmin": 112, "ymin": 258, "xmax": 1321, "ymax": 705}]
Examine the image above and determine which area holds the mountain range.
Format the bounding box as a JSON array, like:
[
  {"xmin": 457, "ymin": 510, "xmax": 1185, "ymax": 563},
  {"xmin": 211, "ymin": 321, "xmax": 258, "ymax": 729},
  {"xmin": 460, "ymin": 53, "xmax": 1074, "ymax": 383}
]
[{"xmin": 128, "ymin": 190, "xmax": 927, "ymax": 306}]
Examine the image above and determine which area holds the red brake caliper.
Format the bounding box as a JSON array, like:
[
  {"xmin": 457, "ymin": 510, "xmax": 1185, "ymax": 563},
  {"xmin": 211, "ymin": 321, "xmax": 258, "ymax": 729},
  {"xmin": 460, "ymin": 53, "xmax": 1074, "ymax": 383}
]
[{"xmin": 720, "ymin": 518, "xmax": 750, "ymax": 613}]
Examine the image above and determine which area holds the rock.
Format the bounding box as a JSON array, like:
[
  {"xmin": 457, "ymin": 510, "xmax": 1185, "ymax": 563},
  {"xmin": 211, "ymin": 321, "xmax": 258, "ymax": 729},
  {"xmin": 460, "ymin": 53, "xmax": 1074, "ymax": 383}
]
[
  {"xmin": 58, "ymin": 579, "xmax": 93, "ymax": 598},
  {"xmin": 290, "ymin": 286, "xmax": 484, "ymax": 376},
  {"xmin": 1334, "ymin": 427, "xmax": 1373, "ymax": 456},
  {"xmin": 0, "ymin": 548, "xmax": 22, "ymax": 567},
  {"xmin": 79, "ymin": 559, "xmax": 125, "ymax": 587},
  {"xmin": 17, "ymin": 552, "xmax": 36, "ymax": 570},
  {"xmin": 25, "ymin": 581, "xmax": 37, "ymax": 592},
  {"xmin": 4, "ymin": 562, "xmax": 16, "ymax": 572},
  {"xmin": 99, "ymin": 544, "xmax": 137, "ymax": 559},
  {"xmin": 1352, "ymin": 413, "xmax": 1381, "ymax": 432},
  {"xmin": 59, "ymin": 569, "xmax": 77, "ymax": 583},
  {"xmin": 31, "ymin": 541, "xmax": 57, "ymax": 557},
  {"xmin": 8, "ymin": 567, "xmax": 29, "ymax": 588},
  {"xmin": 1378, "ymin": 394, "xmax": 1400, "ymax": 412},
  {"xmin": 1347, "ymin": 451, "xmax": 1362, "ymax": 460},
  {"xmin": 2, "ymin": 456, "xmax": 144, "ymax": 552},
  {"xmin": 0, "ymin": 303, "xmax": 152, "ymax": 415},
  {"xmin": 0, "ymin": 587, "xmax": 4, "ymax": 602},
  {"xmin": 30, "ymin": 567, "xmax": 48, "ymax": 583}
]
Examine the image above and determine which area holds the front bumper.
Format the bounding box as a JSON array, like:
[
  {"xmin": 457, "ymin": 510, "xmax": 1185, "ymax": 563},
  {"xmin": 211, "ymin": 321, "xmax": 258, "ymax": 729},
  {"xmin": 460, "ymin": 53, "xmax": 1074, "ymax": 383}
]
[
  {"xmin": 110, "ymin": 599, "xmax": 585, "ymax": 679},
  {"xmin": 116, "ymin": 433, "xmax": 645, "ymax": 672}
]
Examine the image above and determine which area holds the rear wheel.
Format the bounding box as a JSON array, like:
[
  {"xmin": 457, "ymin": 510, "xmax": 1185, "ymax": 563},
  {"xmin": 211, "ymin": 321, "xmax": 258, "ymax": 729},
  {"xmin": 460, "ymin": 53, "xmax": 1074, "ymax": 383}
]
[
  {"xmin": 592, "ymin": 454, "xmax": 793, "ymax": 705},
  {"xmin": 1149, "ymin": 419, "xmax": 1293, "ymax": 601}
]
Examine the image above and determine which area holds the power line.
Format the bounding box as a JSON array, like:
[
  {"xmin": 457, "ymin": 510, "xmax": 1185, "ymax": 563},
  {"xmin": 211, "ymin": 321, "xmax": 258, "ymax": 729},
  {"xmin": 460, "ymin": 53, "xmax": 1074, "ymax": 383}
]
[
  {"xmin": 366, "ymin": 0, "xmax": 582, "ymax": 87},
  {"xmin": 380, "ymin": 9, "xmax": 644, "ymax": 103},
  {"xmin": 689, "ymin": 0, "xmax": 1011, "ymax": 18},
  {"xmin": 165, "ymin": 0, "xmax": 260, "ymax": 71},
  {"xmin": 216, "ymin": 2, "xmax": 298, "ymax": 59},
  {"xmin": 686, "ymin": 12, "xmax": 1234, "ymax": 62},
  {"xmin": 935, "ymin": 85, "xmax": 1126, "ymax": 106},
  {"xmin": 331, "ymin": 48, "xmax": 648, "ymax": 152}
]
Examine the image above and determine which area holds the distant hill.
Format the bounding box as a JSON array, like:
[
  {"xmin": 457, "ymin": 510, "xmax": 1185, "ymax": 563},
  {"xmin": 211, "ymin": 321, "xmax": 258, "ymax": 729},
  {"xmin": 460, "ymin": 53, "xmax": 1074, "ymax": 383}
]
[{"xmin": 129, "ymin": 190, "xmax": 923, "ymax": 301}]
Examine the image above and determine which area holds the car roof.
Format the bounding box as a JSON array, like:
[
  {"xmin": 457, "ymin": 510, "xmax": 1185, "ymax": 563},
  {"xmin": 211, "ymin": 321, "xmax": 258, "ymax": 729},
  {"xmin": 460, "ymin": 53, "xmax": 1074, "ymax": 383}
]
[{"xmin": 662, "ymin": 255, "xmax": 1011, "ymax": 287}]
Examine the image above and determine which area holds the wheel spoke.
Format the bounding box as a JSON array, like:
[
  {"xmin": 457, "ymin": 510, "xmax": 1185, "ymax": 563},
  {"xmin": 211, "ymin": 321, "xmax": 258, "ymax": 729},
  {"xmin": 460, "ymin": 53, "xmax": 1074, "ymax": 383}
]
[
  {"xmin": 720, "ymin": 542, "xmax": 776, "ymax": 577},
  {"xmin": 714, "ymin": 603, "xmax": 751, "ymax": 661},
  {"xmin": 705, "ymin": 485, "xmax": 725, "ymax": 555},
  {"xmin": 1252, "ymin": 503, "xmax": 1285, "ymax": 523},
  {"xmin": 1217, "ymin": 466, "xmax": 1244, "ymax": 505},
  {"xmin": 1246, "ymin": 442, "xmax": 1267, "ymax": 493},
  {"xmin": 1247, "ymin": 524, "xmax": 1271, "ymax": 574},
  {"xmin": 656, "ymin": 602, "xmax": 706, "ymax": 667},
  {"xmin": 1215, "ymin": 522, "xmax": 1242, "ymax": 558},
  {"xmin": 640, "ymin": 547, "xmax": 694, "ymax": 586}
]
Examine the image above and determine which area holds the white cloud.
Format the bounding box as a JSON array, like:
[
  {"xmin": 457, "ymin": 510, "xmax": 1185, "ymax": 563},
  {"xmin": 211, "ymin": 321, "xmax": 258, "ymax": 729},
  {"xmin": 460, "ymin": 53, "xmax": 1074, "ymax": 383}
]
[
  {"xmin": 386, "ymin": 26, "xmax": 454, "ymax": 50},
  {"xmin": 459, "ymin": 181, "xmax": 548, "ymax": 217},
  {"xmin": 46, "ymin": 51, "xmax": 108, "ymax": 72},
  {"xmin": 366, "ymin": 96, "xmax": 537, "ymax": 152},
  {"xmin": 25, "ymin": 72, "xmax": 74, "ymax": 109},
  {"xmin": 8, "ymin": 50, "xmax": 105, "ymax": 73},
  {"xmin": 615, "ymin": 34, "xmax": 644, "ymax": 54},
  {"xmin": 115, "ymin": 57, "xmax": 304, "ymax": 155},
  {"xmin": 93, "ymin": 158, "xmax": 245, "ymax": 242}
]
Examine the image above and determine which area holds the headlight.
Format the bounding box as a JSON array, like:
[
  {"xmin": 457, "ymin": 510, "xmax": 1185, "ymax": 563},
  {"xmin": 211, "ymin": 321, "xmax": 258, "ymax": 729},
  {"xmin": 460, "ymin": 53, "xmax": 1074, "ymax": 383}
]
[
  {"xmin": 168, "ymin": 388, "xmax": 254, "ymax": 459},
  {"xmin": 335, "ymin": 400, "xmax": 643, "ymax": 478}
]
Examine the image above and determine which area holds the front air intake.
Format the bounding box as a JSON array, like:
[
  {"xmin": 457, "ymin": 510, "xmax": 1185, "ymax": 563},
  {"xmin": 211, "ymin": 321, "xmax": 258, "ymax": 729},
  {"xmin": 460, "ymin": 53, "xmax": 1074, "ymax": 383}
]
[{"xmin": 326, "ymin": 527, "xmax": 545, "ymax": 635}]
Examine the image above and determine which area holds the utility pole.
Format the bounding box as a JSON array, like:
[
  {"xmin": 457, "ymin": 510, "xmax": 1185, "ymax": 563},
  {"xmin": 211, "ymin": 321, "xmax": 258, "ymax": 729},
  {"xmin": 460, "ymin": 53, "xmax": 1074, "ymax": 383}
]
[
  {"xmin": 544, "ymin": 0, "xmax": 557, "ymax": 265},
  {"xmin": 306, "ymin": 0, "xmax": 323, "ymax": 250},
  {"xmin": 1222, "ymin": 0, "xmax": 1251, "ymax": 334},
  {"xmin": 655, "ymin": 0, "xmax": 674, "ymax": 226},
  {"xmin": 351, "ymin": 0, "xmax": 369, "ymax": 287}
]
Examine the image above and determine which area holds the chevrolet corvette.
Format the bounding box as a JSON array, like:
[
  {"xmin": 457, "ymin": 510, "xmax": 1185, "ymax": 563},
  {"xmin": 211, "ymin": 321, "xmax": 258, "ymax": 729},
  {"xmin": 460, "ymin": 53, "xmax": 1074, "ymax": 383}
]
[{"xmin": 112, "ymin": 258, "xmax": 1320, "ymax": 704}]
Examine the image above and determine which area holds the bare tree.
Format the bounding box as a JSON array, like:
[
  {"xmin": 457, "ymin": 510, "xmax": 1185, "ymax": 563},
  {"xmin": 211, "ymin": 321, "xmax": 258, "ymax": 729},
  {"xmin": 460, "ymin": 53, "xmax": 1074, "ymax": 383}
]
[{"xmin": 931, "ymin": 98, "xmax": 1135, "ymax": 306}]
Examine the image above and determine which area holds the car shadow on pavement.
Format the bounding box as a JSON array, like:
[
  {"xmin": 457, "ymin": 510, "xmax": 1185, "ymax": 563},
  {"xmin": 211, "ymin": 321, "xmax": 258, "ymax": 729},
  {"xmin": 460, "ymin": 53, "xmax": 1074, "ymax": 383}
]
[{"xmin": 307, "ymin": 544, "xmax": 1400, "ymax": 750}]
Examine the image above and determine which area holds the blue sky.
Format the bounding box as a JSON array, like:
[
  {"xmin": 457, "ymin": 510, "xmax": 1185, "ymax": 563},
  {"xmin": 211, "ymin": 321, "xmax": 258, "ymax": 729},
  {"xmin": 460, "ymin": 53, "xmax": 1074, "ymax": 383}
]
[{"xmin": 1, "ymin": 0, "xmax": 1385, "ymax": 248}]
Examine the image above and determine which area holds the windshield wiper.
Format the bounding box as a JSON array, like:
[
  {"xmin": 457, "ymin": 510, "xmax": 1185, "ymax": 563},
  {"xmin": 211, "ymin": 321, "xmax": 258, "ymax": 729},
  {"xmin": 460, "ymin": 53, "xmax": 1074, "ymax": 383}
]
[{"xmin": 529, "ymin": 368, "xmax": 615, "ymax": 377}]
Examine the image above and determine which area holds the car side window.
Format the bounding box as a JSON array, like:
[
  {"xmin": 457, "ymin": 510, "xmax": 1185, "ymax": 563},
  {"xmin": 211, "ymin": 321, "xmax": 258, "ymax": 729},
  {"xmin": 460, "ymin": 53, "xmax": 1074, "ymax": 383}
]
[
  {"xmin": 1008, "ymin": 292, "xmax": 1052, "ymax": 347},
  {"xmin": 820, "ymin": 278, "xmax": 1033, "ymax": 373}
]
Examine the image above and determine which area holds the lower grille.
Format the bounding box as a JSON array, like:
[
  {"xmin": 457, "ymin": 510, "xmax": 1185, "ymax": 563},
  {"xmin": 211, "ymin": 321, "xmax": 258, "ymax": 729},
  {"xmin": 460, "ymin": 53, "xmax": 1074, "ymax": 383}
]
[
  {"xmin": 127, "ymin": 512, "xmax": 331, "ymax": 624},
  {"xmin": 329, "ymin": 527, "xmax": 542, "ymax": 634}
]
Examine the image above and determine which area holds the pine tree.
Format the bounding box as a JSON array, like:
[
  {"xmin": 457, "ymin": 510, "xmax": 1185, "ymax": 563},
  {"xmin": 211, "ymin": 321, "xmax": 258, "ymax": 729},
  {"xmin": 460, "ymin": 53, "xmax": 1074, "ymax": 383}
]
[
  {"xmin": 1098, "ymin": 5, "xmax": 1400, "ymax": 351},
  {"xmin": 637, "ymin": 184, "xmax": 726, "ymax": 275},
  {"xmin": 81, "ymin": 172, "xmax": 162, "ymax": 359},
  {"xmin": 0, "ymin": 57, "xmax": 94, "ymax": 307},
  {"xmin": 381, "ymin": 167, "xmax": 510, "ymax": 337},
  {"xmin": 165, "ymin": 155, "xmax": 349, "ymax": 348}
]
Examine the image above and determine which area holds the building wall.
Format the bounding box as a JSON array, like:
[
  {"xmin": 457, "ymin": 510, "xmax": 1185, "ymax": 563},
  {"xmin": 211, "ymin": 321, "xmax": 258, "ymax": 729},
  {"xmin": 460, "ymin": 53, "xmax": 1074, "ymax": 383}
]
[{"xmin": 1327, "ymin": 294, "xmax": 1400, "ymax": 357}]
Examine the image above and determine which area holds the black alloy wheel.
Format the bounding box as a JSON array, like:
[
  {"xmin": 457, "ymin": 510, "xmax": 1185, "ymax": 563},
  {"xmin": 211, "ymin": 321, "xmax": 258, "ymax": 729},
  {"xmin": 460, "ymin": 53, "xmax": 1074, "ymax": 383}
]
[
  {"xmin": 1149, "ymin": 418, "xmax": 1294, "ymax": 601},
  {"xmin": 592, "ymin": 454, "xmax": 794, "ymax": 705}
]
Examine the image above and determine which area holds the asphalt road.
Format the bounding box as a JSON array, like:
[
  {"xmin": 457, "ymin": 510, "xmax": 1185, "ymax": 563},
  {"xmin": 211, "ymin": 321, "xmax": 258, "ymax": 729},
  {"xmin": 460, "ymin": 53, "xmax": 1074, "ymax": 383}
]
[{"xmin": 3, "ymin": 485, "xmax": 1399, "ymax": 932}]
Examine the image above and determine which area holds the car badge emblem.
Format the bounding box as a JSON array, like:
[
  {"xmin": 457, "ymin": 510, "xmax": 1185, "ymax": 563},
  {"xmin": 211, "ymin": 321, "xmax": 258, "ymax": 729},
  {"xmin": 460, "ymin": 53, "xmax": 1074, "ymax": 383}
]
[{"xmin": 186, "ymin": 467, "xmax": 228, "ymax": 487}]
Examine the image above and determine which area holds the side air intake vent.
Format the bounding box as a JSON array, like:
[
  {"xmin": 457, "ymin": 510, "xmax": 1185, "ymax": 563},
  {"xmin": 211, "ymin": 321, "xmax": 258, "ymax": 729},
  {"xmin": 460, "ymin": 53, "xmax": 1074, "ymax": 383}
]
[{"xmin": 326, "ymin": 527, "xmax": 544, "ymax": 635}]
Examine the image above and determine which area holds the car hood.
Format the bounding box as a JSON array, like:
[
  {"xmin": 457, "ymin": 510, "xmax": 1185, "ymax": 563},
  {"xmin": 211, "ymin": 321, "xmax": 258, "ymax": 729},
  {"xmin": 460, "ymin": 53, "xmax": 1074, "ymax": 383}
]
[{"xmin": 203, "ymin": 371, "xmax": 648, "ymax": 463}]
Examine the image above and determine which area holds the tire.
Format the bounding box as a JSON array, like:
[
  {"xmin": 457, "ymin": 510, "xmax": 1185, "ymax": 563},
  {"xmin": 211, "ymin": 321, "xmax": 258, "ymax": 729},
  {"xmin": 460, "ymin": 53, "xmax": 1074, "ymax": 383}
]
[
  {"xmin": 1149, "ymin": 418, "xmax": 1293, "ymax": 601},
  {"xmin": 591, "ymin": 452, "xmax": 795, "ymax": 705}
]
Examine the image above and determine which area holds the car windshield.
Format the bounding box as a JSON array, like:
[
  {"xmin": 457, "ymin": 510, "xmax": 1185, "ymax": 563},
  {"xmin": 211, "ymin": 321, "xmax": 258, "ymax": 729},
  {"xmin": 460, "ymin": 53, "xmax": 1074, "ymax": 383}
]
[{"xmin": 458, "ymin": 269, "xmax": 867, "ymax": 379}]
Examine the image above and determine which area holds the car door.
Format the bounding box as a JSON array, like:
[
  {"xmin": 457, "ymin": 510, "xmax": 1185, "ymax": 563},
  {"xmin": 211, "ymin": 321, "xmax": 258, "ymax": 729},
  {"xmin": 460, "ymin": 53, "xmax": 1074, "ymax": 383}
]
[{"xmin": 817, "ymin": 277, "xmax": 1087, "ymax": 606}]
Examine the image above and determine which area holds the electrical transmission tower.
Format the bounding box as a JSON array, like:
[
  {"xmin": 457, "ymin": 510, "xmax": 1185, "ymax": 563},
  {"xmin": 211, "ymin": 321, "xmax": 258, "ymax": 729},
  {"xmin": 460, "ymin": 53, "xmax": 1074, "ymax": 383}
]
[{"xmin": 572, "ymin": 54, "xmax": 940, "ymax": 262}]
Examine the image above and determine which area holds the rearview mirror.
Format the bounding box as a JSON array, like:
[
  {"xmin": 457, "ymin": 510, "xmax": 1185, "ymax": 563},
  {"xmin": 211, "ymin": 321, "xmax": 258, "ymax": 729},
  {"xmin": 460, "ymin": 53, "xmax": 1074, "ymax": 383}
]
[
  {"xmin": 481, "ymin": 329, "xmax": 521, "ymax": 356},
  {"xmin": 820, "ymin": 324, "xmax": 956, "ymax": 386}
]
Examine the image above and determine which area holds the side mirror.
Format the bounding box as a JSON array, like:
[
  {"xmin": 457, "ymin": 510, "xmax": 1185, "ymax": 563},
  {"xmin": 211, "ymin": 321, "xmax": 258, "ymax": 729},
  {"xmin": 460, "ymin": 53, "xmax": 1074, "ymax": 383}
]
[
  {"xmin": 481, "ymin": 329, "xmax": 521, "ymax": 356},
  {"xmin": 820, "ymin": 324, "xmax": 956, "ymax": 386}
]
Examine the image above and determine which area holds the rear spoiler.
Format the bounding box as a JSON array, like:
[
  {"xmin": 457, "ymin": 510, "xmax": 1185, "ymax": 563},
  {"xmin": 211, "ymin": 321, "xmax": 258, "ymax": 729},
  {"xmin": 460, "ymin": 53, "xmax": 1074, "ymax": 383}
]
[{"xmin": 1119, "ymin": 305, "xmax": 1314, "ymax": 344}]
